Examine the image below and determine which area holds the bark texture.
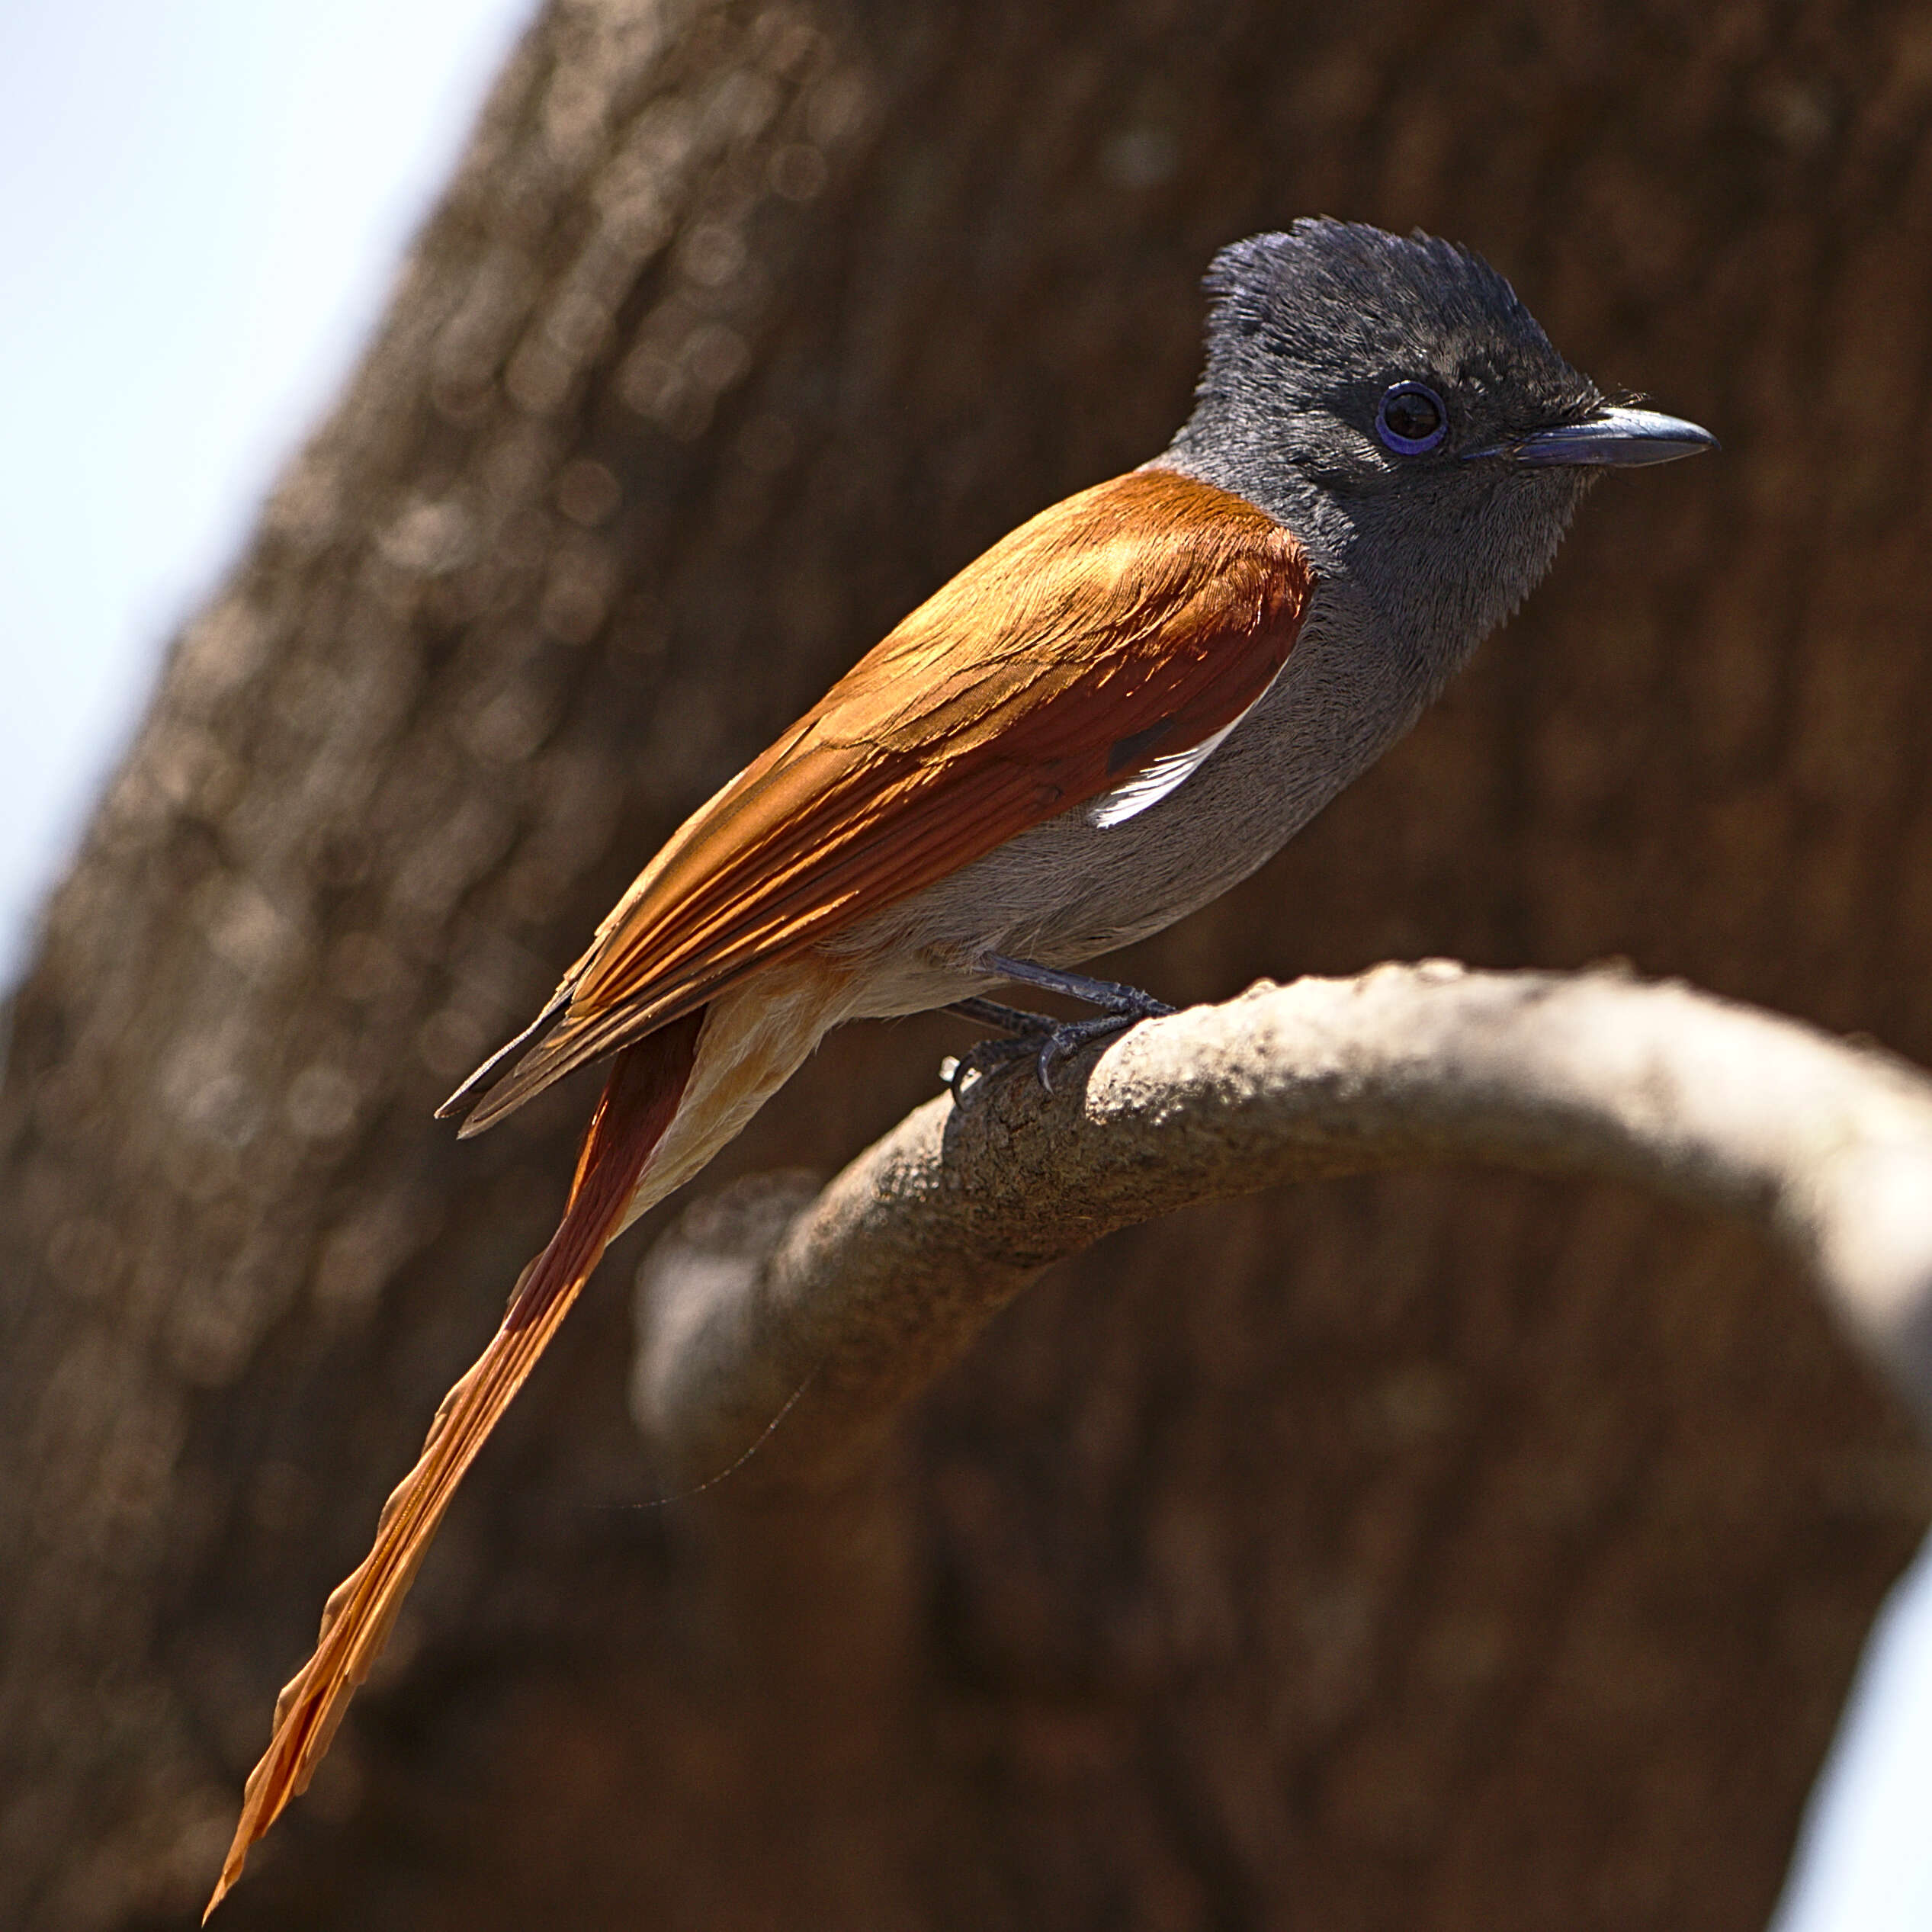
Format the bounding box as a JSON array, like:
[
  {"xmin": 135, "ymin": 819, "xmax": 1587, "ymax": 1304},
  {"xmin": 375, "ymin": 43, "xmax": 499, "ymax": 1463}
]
[
  {"xmin": 2, "ymin": 2, "xmax": 1929, "ymax": 1928},
  {"xmin": 634, "ymin": 965, "xmax": 1932, "ymax": 1495}
]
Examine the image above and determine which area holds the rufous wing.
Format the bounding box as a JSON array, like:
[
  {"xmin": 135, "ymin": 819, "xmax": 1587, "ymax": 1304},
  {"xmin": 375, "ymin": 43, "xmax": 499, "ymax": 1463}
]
[{"xmin": 449, "ymin": 468, "xmax": 1312, "ymax": 1132}]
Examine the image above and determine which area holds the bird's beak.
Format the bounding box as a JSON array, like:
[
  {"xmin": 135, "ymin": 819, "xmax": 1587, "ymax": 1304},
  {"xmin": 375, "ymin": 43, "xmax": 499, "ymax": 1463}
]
[{"xmin": 1468, "ymin": 403, "xmax": 1719, "ymax": 467}]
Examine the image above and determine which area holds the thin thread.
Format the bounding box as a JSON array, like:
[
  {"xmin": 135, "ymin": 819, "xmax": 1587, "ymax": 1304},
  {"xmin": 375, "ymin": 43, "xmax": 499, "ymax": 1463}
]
[{"xmin": 599, "ymin": 1364, "xmax": 821, "ymax": 1510}]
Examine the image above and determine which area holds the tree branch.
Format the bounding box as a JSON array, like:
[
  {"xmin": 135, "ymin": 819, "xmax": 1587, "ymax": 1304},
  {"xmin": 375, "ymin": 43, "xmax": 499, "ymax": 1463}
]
[{"xmin": 631, "ymin": 961, "xmax": 1932, "ymax": 1493}]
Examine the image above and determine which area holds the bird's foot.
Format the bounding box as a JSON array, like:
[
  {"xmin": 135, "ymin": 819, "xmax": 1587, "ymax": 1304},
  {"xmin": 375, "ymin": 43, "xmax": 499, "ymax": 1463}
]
[
  {"xmin": 944, "ymin": 1011, "xmax": 1148, "ymax": 1100},
  {"xmin": 941, "ymin": 970, "xmax": 1175, "ymax": 1102}
]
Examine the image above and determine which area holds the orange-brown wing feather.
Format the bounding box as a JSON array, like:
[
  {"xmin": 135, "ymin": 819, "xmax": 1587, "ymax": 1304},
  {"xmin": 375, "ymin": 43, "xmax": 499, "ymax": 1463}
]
[
  {"xmin": 205, "ymin": 1011, "xmax": 706, "ymax": 1918},
  {"xmin": 454, "ymin": 470, "xmax": 1311, "ymax": 1132}
]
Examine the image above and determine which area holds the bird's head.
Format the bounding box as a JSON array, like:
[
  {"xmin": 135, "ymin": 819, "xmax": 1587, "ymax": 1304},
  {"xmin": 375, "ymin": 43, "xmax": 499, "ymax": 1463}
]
[{"xmin": 1169, "ymin": 219, "xmax": 1714, "ymax": 686}]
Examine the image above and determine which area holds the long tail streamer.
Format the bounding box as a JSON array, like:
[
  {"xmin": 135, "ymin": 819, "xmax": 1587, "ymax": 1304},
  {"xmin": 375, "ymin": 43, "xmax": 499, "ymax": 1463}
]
[{"xmin": 207, "ymin": 1010, "xmax": 705, "ymax": 1917}]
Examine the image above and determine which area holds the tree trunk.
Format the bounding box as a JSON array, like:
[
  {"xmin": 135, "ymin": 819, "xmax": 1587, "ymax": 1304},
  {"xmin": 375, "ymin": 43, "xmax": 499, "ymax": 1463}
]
[{"xmin": 3, "ymin": 2, "xmax": 1927, "ymax": 1927}]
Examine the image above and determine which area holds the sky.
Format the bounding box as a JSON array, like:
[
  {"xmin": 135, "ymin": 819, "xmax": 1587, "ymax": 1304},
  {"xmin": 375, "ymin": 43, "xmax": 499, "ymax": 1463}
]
[
  {"xmin": 0, "ymin": 0, "xmax": 534, "ymax": 980},
  {"xmin": 0, "ymin": 4, "xmax": 1926, "ymax": 1922}
]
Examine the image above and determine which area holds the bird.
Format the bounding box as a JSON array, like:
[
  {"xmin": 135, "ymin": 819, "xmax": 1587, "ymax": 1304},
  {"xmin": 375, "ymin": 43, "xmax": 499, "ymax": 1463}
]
[{"xmin": 207, "ymin": 217, "xmax": 1715, "ymax": 1911}]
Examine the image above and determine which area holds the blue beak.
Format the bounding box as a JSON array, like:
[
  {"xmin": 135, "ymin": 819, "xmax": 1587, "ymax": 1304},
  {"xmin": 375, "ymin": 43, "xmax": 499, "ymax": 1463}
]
[{"xmin": 1468, "ymin": 403, "xmax": 1719, "ymax": 467}]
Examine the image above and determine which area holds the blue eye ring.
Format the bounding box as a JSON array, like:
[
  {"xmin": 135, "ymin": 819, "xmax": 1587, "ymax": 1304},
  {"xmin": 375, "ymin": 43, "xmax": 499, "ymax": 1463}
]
[{"xmin": 1376, "ymin": 381, "xmax": 1449, "ymax": 455}]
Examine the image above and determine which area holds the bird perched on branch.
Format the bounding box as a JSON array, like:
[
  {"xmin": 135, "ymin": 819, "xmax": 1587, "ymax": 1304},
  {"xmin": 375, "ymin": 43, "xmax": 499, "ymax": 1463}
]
[{"xmin": 208, "ymin": 217, "xmax": 1714, "ymax": 1911}]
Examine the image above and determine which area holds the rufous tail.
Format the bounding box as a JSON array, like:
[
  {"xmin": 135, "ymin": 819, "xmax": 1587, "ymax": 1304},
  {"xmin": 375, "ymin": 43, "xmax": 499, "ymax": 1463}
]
[{"xmin": 204, "ymin": 1008, "xmax": 706, "ymax": 1918}]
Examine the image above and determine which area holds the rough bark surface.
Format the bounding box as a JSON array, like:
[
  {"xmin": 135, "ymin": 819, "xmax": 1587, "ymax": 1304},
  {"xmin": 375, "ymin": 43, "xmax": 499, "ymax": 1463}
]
[
  {"xmin": 2, "ymin": 2, "xmax": 1929, "ymax": 1928},
  {"xmin": 633, "ymin": 965, "xmax": 1932, "ymax": 1495}
]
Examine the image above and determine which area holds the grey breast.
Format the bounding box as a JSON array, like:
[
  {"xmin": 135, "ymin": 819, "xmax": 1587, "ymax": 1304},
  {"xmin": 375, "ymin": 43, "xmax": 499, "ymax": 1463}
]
[{"xmin": 831, "ymin": 578, "xmax": 1424, "ymax": 1020}]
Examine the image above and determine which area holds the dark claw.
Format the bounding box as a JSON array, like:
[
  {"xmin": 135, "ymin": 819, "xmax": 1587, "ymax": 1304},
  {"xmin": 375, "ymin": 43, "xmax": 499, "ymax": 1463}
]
[
  {"xmin": 945, "ymin": 1009, "xmax": 1158, "ymax": 1102},
  {"xmin": 942, "ymin": 958, "xmax": 1177, "ymax": 1102},
  {"xmin": 1029, "ymin": 1011, "xmax": 1144, "ymax": 1094},
  {"xmin": 945, "ymin": 1031, "xmax": 1040, "ymax": 1102}
]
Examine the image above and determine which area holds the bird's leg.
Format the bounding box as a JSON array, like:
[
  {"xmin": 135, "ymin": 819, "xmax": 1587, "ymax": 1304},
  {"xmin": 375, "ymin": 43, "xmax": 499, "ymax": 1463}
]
[
  {"xmin": 940, "ymin": 996, "xmax": 1057, "ymax": 1098},
  {"xmin": 945, "ymin": 994, "xmax": 1050, "ymax": 1035},
  {"xmin": 943, "ymin": 958, "xmax": 1176, "ymax": 1100},
  {"xmin": 981, "ymin": 955, "xmax": 1178, "ymax": 1021}
]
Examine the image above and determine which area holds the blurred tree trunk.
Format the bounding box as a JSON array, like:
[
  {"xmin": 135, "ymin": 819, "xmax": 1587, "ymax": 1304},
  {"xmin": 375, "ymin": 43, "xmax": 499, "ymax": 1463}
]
[{"xmin": 3, "ymin": 2, "xmax": 1929, "ymax": 1927}]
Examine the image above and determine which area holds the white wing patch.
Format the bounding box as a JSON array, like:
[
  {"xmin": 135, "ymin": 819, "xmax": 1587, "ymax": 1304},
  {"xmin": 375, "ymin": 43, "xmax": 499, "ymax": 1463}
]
[
  {"xmin": 1086, "ymin": 644, "xmax": 1293, "ymax": 832},
  {"xmin": 1086, "ymin": 717, "xmax": 1242, "ymax": 827}
]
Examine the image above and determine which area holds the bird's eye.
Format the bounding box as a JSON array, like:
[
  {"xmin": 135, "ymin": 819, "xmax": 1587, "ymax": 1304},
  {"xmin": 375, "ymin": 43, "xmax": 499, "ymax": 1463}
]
[{"xmin": 1375, "ymin": 382, "xmax": 1449, "ymax": 455}]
